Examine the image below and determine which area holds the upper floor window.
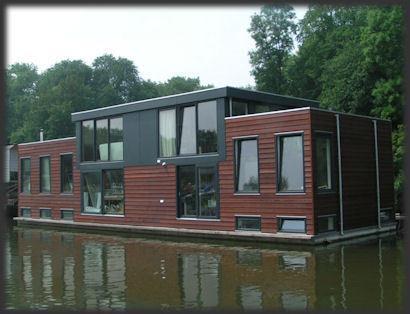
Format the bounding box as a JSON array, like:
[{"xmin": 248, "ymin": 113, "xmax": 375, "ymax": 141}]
[
  {"xmin": 60, "ymin": 154, "xmax": 73, "ymax": 193},
  {"xmin": 159, "ymin": 100, "xmax": 218, "ymax": 158},
  {"xmin": 277, "ymin": 133, "xmax": 304, "ymax": 193},
  {"xmin": 234, "ymin": 138, "xmax": 259, "ymax": 193},
  {"xmin": 40, "ymin": 156, "xmax": 51, "ymax": 193},
  {"xmin": 81, "ymin": 117, "xmax": 123, "ymax": 162},
  {"xmin": 20, "ymin": 158, "xmax": 31, "ymax": 193},
  {"xmin": 315, "ymin": 132, "xmax": 332, "ymax": 191},
  {"xmin": 227, "ymin": 98, "xmax": 284, "ymax": 117}
]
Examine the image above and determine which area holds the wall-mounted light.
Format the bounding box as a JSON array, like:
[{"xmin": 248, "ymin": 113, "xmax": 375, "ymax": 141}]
[{"xmin": 161, "ymin": 161, "xmax": 167, "ymax": 167}]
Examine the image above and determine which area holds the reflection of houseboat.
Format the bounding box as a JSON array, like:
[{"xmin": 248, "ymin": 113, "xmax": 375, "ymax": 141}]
[{"xmin": 14, "ymin": 87, "xmax": 396, "ymax": 244}]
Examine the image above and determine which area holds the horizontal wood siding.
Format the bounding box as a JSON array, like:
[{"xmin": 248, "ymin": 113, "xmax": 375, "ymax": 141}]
[
  {"xmin": 18, "ymin": 139, "xmax": 80, "ymax": 220},
  {"xmin": 377, "ymin": 121, "xmax": 394, "ymax": 210},
  {"xmin": 221, "ymin": 110, "xmax": 314, "ymax": 234},
  {"xmin": 339, "ymin": 115, "xmax": 378, "ymax": 230},
  {"xmin": 311, "ymin": 110, "xmax": 340, "ymax": 228}
]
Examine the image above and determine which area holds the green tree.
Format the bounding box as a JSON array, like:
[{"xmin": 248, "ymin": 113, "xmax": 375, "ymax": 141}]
[
  {"xmin": 155, "ymin": 76, "xmax": 213, "ymax": 96},
  {"xmin": 248, "ymin": 5, "xmax": 297, "ymax": 94}
]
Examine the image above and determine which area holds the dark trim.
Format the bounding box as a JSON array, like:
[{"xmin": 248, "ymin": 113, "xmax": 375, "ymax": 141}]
[
  {"xmin": 72, "ymin": 87, "xmax": 319, "ymax": 122},
  {"xmin": 313, "ymin": 131, "xmax": 335, "ymax": 194},
  {"xmin": 275, "ymin": 132, "xmax": 305, "ymax": 194}
]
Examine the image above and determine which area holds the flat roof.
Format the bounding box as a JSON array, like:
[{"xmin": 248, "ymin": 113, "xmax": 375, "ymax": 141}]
[{"xmin": 71, "ymin": 86, "xmax": 319, "ymax": 122}]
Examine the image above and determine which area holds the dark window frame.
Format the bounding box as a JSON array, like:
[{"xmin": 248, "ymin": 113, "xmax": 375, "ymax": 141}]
[
  {"xmin": 40, "ymin": 208, "xmax": 52, "ymax": 219},
  {"xmin": 234, "ymin": 136, "xmax": 260, "ymax": 194},
  {"xmin": 176, "ymin": 164, "xmax": 219, "ymax": 219},
  {"xmin": 314, "ymin": 131, "xmax": 335, "ymax": 193},
  {"xmin": 20, "ymin": 157, "xmax": 31, "ymax": 194},
  {"xmin": 276, "ymin": 132, "xmax": 305, "ymax": 194},
  {"xmin": 277, "ymin": 217, "xmax": 307, "ymax": 233},
  {"xmin": 316, "ymin": 214, "xmax": 337, "ymax": 233},
  {"xmin": 21, "ymin": 207, "xmax": 31, "ymax": 217},
  {"xmin": 60, "ymin": 209, "xmax": 74, "ymax": 220},
  {"xmin": 39, "ymin": 155, "xmax": 51, "ymax": 193},
  {"xmin": 60, "ymin": 153, "xmax": 73, "ymax": 194},
  {"xmin": 81, "ymin": 168, "xmax": 125, "ymax": 216},
  {"xmin": 81, "ymin": 115, "xmax": 123, "ymax": 162},
  {"xmin": 158, "ymin": 100, "xmax": 219, "ymax": 158},
  {"xmin": 235, "ymin": 216, "xmax": 261, "ymax": 231}
]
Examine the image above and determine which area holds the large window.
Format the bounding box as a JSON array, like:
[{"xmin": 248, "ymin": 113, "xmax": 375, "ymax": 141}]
[
  {"xmin": 40, "ymin": 156, "xmax": 51, "ymax": 193},
  {"xmin": 159, "ymin": 100, "xmax": 218, "ymax": 157},
  {"xmin": 315, "ymin": 133, "xmax": 332, "ymax": 191},
  {"xmin": 82, "ymin": 169, "xmax": 124, "ymax": 215},
  {"xmin": 20, "ymin": 158, "xmax": 31, "ymax": 193},
  {"xmin": 81, "ymin": 117, "xmax": 123, "ymax": 162},
  {"xmin": 234, "ymin": 138, "xmax": 259, "ymax": 193},
  {"xmin": 60, "ymin": 154, "xmax": 73, "ymax": 193},
  {"xmin": 178, "ymin": 165, "xmax": 218, "ymax": 218},
  {"xmin": 277, "ymin": 134, "xmax": 304, "ymax": 193}
]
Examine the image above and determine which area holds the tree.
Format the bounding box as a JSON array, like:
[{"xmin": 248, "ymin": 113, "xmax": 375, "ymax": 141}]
[
  {"xmin": 155, "ymin": 76, "xmax": 213, "ymax": 96},
  {"xmin": 248, "ymin": 5, "xmax": 297, "ymax": 94}
]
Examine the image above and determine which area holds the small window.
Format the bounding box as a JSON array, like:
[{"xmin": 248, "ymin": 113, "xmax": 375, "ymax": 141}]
[
  {"xmin": 21, "ymin": 208, "xmax": 31, "ymax": 217},
  {"xmin": 20, "ymin": 158, "xmax": 31, "ymax": 193},
  {"xmin": 315, "ymin": 133, "xmax": 332, "ymax": 191},
  {"xmin": 61, "ymin": 209, "xmax": 74, "ymax": 221},
  {"xmin": 159, "ymin": 108, "xmax": 177, "ymax": 157},
  {"xmin": 60, "ymin": 154, "xmax": 73, "ymax": 193},
  {"xmin": 278, "ymin": 217, "xmax": 306, "ymax": 233},
  {"xmin": 235, "ymin": 138, "xmax": 259, "ymax": 193},
  {"xmin": 40, "ymin": 156, "xmax": 51, "ymax": 193},
  {"xmin": 198, "ymin": 100, "xmax": 217, "ymax": 154},
  {"xmin": 40, "ymin": 208, "xmax": 52, "ymax": 219},
  {"xmin": 82, "ymin": 120, "xmax": 94, "ymax": 161},
  {"xmin": 236, "ymin": 216, "xmax": 261, "ymax": 231},
  {"xmin": 83, "ymin": 172, "xmax": 102, "ymax": 214},
  {"xmin": 317, "ymin": 215, "xmax": 336, "ymax": 233},
  {"xmin": 277, "ymin": 134, "xmax": 304, "ymax": 192}
]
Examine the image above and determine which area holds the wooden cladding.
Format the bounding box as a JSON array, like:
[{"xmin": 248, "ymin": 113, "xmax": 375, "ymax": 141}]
[{"xmin": 18, "ymin": 139, "xmax": 80, "ymax": 220}]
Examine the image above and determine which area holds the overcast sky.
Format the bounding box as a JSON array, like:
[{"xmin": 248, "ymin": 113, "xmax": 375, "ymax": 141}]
[{"xmin": 7, "ymin": 5, "xmax": 307, "ymax": 87}]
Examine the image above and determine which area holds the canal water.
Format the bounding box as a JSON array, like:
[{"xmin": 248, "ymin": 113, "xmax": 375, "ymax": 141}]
[{"xmin": 4, "ymin": 222, "xmax": 405, "ymax": 310}]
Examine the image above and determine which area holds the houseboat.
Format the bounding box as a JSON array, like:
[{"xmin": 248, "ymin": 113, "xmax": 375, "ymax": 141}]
[{"xmin": 14, "ymin": 87, "xmax": 396, "ymax": 244}]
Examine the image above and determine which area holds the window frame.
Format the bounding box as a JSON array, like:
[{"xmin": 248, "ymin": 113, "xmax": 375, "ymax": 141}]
[
  {"xmin": 81, "ymin": 168, "xmax": 125, "ymax": 216},
  {"xmin": 81, "ymin": 116, "xmax": 123, "ymax": 162},
  {"xmin": 176, "ymin": 164, "xmax": 219, "ymax": 219},
  {"xmin": 233, "ymin": 136, "xmax": 260, "ymax": 194},
  {"xmin": 20, "ymin": 157, "xmax": 31, "ymax": 194},
  {"xmin": 39, "ymin": 155, "xmax": 51, "ymax": 194},
  {"xmin": 39, "ymin": 208, "xmax": 52, "ymax": 219},
  {"xmin": 60, "ymin": 153, "xmax": 73, "ymax": 194},
  {"xmin": 316, "ymin": 214, "xmax": 337, "ymax": 233},
  {"xmin": 314, "ymin": 131, "xmax": 334, "ymax": 193},
  {"xmin": 158, "ymin": 100, "xmax": 219, "ymax": 159},
  {"xmin": 277, "ymin": 216, "xmax": 307, "ymax": 233},
  {"xmin": 60, "ymin": 209, "xmax": 74, "ymax": 221},
  {"xmin": 235, "ymin": 216, "xmax": 261, "ymax": 232},
  {"xmin": 276, "ymin": 132, "xmax": 305, "ymax": 194},
  {"xmin": 21, "ymin": 207, "xmax": 31, "ymax": 217}
]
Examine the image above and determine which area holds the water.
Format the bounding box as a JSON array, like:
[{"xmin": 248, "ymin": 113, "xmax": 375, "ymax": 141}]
[{"xmin": 4, "ymin": 222, "xmax": 404, "ymax": 310}]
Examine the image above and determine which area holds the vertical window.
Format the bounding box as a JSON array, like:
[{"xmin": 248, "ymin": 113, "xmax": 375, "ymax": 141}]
[
  {"xmin": 235, "ymin": 138, "xmax": 259, "ymax": 193},
  {"xmin": 96, "ymin": 119, "xmax": 109, "ymax": 161},
  {"xmin": 40, "ymin": 156, "xmax": 51, "ymax": 193},
  {"xmin": 103, "ymin": 170, "xmax": 124, "ymax": 215},
  {"xmin": 82, "ymin": 120, "xmax": 94, "ymax": 161},
  {"xmin": 198, "ymin": 167, "xmax": 217, "ymax": 217},
  {"xmin": 159, "ymin": 108, "xmax": 176, "ymax": 157},
  {"xmin": 21, "ymin": 158, "xmax": 31, "ymax": 193},
  {"xmin": 178, "ymin": 165, "xmax": 218, "ymax": 218},
  {"xmin": 60, "ymin": 154, "xmax": 73, "ymax": 193},
  {"xmin": 315, "ymin": 133, "xmax": 332, "ymax": 191},
  {"xmin": 83, "ymin": 172, "xmax": 102, "ymax": 214},
  {"xmin": 109, "ymin": 117, "xmax": 123, "ymax": 161},
  {"xmin": 277, "ymin": 134, "xmax": 304, "ymax": 192},
  {"xmin": 179, "ymin": 106, "xmax": 196, "ymax": 155},
  {"xmin": 198, "ymin": 101, "xmax": 217, "ymax": 154},
  {"xmin": 178, "ymin": 165, "xmax": 197, "ymax": 217}
]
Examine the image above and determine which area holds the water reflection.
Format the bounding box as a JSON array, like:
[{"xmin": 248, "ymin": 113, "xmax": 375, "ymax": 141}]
[{"xmin": 4, "ymin": 224, "xmax": 404, "ymax": 310}]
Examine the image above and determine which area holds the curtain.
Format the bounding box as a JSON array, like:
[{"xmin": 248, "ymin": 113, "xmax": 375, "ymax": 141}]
[{"xmin": 159, "ymin": 109, "xmax": 176, "ymax": 157}]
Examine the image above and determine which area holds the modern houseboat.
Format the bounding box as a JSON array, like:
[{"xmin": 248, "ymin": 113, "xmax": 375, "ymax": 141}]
[{"xmin": 14, "ymin": 87, "xmax": 396, "ymax": 244}]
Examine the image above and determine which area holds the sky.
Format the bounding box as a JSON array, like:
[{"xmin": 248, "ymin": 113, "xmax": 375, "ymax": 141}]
[{"xmin": 6, "ymin": 5, "xmax": 308, "ymax": 88}]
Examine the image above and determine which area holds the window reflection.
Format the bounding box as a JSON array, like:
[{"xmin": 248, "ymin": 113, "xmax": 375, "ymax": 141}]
[
  {"xmin": 179, "ymin": 106, "xmax": 196, "ymax": 155},
  {"xmin": 281, "ymin": 292, "xmax": 308, "ymax": 310},
  {"xmin": 198, "ymin": 101, "xmax": 217, "ymax": 154},
  {"xmin": 279, "ymin": 254, "xmax": 307, "ymax": 271},
  {"xmin": 239, "ymin": 285, "xmax": 263, "ymax": 310}
]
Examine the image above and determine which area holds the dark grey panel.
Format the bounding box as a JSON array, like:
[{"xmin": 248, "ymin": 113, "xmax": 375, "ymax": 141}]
[
  {"xmin": 75, "ymin": 122, "xmax": 81, "ymax": 169},
  {"xmin": 159, "ymin": 155, "xmax": 221, "ymax": 166},
  {"xmin": 217, "ymin": 98, "xmax": 226, "ymax": 160},
  {"xmin": 123, "ymin": 112, "xmax": 140, "ymax": 164},
  {"xmin": 71, "ymin": 87, "xmax": 319, "ymax": 122},
  {"xmin": 79, "ymin": 161, "xmax": 124, "ymax": 172},
  {"xmin": 138, "ymin": 109, "xmax": 158, "ymax": 164}
]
